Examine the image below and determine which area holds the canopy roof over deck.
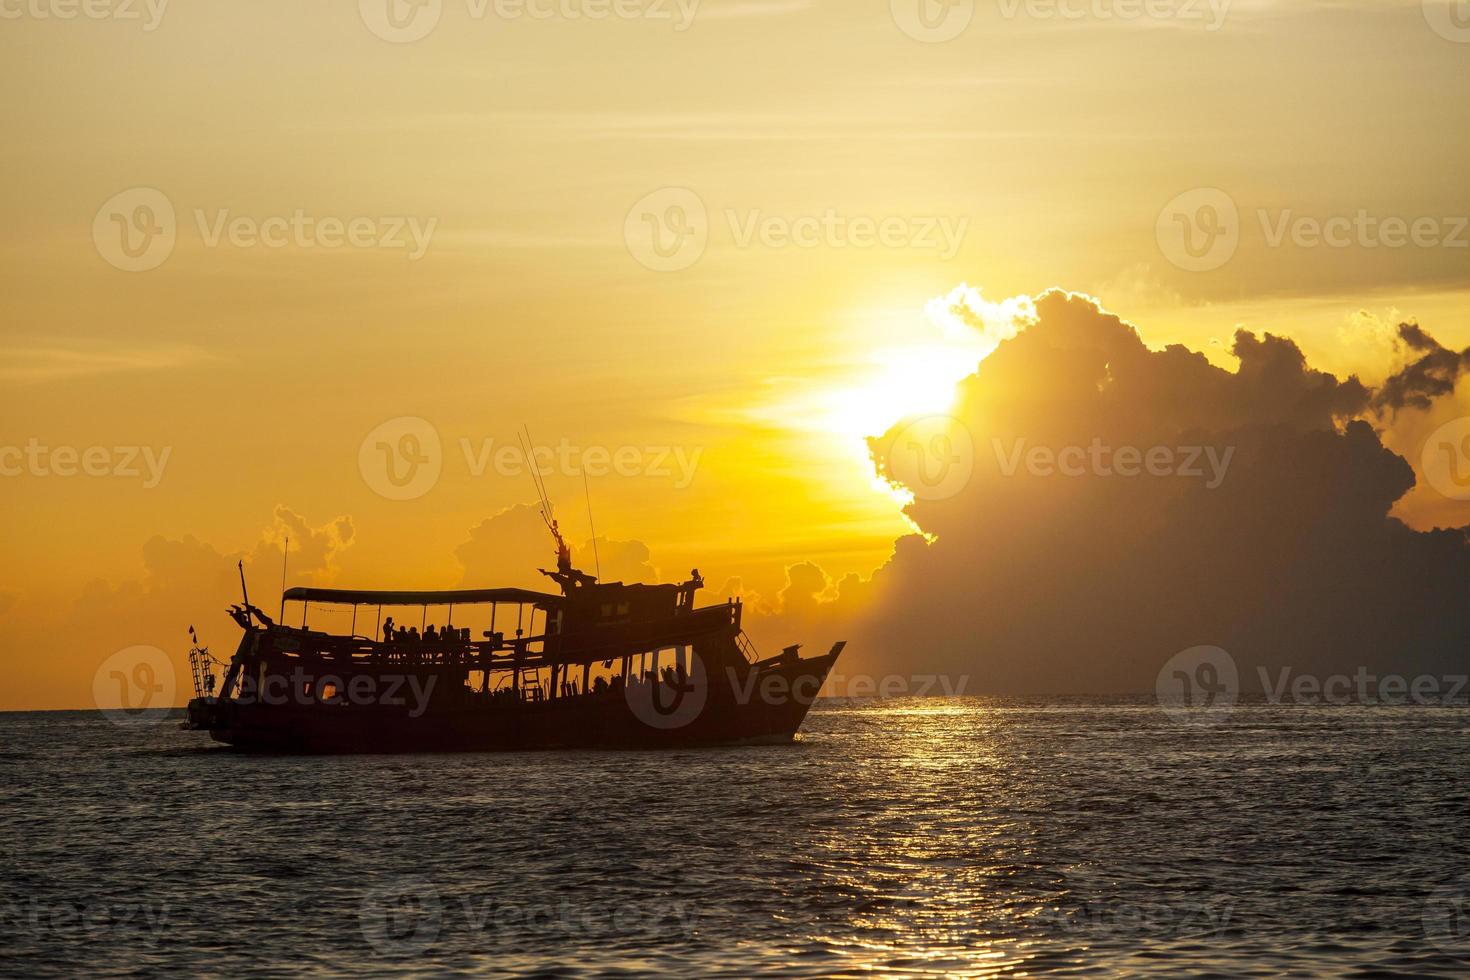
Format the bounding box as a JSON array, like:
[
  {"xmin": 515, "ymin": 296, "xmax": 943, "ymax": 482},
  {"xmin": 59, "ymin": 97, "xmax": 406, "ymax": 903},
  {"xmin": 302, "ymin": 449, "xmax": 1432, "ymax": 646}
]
[{"xmin": 281, "ymin": 587, "xmax": 561, "ymax": 607}]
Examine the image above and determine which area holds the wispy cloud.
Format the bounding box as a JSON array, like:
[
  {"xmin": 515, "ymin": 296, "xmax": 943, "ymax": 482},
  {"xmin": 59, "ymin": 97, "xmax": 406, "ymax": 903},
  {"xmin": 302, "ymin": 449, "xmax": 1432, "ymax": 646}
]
[
  {"xmin": 352, "ymin": 110, "xmax": 1170, "ymax": 144},
  {"xmin": 0, "ymin": 342, "xmax": 214, "ymax": 384}
]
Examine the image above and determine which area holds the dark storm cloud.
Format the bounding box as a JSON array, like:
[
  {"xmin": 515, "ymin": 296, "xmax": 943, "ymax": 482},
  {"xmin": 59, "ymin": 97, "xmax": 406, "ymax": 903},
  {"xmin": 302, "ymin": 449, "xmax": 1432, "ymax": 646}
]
[
  {"xmin": 814, "ymin": 290, "xmax": 1470, "ymax": 693},
  {"xmin": 1371, "ymin": 321, "xmax": 1470, "ymax": 415}
]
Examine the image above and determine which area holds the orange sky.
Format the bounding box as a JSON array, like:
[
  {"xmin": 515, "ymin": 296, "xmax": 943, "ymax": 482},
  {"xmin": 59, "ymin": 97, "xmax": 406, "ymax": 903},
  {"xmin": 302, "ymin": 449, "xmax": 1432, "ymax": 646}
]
[{"xmin": 2, "ymin": 1, "xmax": 1468, "ymax": 708}]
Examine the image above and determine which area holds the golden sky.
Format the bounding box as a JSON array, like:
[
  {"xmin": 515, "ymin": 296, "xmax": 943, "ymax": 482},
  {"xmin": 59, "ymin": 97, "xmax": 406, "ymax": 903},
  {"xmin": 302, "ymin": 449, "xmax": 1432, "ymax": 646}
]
[{"xmin": 2, "ymin": 0, "xmax": 1468, "ymax": 707}]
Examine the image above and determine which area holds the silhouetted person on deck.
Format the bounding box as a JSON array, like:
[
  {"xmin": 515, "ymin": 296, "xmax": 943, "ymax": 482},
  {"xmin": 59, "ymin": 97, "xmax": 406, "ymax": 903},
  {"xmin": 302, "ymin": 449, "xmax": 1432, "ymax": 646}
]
[
  {"xmin": 425, "ymin": 624, "xmax": 439, "ymax": 644},
  {"xmin": 383, "ymin": 617, "xmax": 395, "ymax": 642}
]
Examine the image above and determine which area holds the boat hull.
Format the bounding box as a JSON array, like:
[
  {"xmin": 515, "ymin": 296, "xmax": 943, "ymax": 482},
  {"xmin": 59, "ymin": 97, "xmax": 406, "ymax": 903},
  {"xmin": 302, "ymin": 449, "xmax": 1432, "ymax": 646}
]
[{"xmin": 186, "ymin": 649, "xmax": 839, "ymax": 753}]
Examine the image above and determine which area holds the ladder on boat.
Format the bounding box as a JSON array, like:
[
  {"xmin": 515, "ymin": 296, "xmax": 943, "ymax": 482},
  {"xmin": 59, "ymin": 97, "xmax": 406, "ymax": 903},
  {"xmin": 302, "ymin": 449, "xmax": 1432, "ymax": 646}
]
[
  {"xmin": 735, "ymin": 631, "xmax": 760, "ymax": 663},
  {"xmin": 187, "ymin": 627, "xmax": 215, "ymax": 698},
  {"xmin": 519, "ymin": 670, "xmax": 544, "ymax": 702}
]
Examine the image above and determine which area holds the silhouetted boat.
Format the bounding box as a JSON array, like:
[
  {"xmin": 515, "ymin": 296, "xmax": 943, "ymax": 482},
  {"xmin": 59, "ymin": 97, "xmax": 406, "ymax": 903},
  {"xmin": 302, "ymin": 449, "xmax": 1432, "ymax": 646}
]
[{"xmin": 182, "ymin": 519, "xmax": 843, "ymax": 753}]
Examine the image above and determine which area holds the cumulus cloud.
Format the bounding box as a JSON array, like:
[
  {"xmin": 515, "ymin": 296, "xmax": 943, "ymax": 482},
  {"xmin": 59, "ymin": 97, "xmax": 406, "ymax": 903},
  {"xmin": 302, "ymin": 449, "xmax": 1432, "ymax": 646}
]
[
  {"xmin": 258, "ymin": 506, "xmax": 355, "ymax": 581},
  {"xmin": 768, "ymin": 289, "xmax": 1470, "ymax": 693},
  {"xmin": 775, "ymin": 561, "xmax": 832, "ymax": 618},
  {"xmin": 455, "ymin": 503, "xmax": 660, "ymax": 590},
  {"xmin": 575, "ymin": 538, "xmax": 658, "ymax": 586},
  {"xmin": 924, "ymin": 283, "xmax": 1036, "ymax": 350},
  {"xmin": 6, "ymin": 509, "xmax": 353, "ymax": 709},
  {"xmin": 456, "ymin": 504, "xmax": 560, "ymax": 590}
]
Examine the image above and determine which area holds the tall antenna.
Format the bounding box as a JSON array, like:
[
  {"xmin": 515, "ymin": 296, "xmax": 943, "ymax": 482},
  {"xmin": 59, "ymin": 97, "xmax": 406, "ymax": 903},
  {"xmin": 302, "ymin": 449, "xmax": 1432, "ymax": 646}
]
[
  {"xmin": 519, "ymin": 425, "xmax": 554, "ymax": 523},
  {"xmin": 583, "ymin": 470, "xmax": 601, "ymax": 580},
  {"xmin": 279, "ymin": 534, "xmax": 289, "ymax": 620}
]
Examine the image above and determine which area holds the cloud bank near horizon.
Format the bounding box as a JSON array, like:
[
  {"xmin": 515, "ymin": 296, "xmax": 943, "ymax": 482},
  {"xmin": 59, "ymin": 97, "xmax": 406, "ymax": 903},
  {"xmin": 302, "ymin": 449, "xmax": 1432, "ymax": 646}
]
[{"xmin": 13, "ymin": 287, "xmax": 1470, "ymax": 707}]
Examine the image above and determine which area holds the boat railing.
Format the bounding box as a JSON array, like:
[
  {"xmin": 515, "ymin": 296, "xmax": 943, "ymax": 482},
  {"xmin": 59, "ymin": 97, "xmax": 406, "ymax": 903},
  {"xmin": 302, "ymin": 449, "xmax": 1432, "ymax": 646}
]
[{"xmin": 257, "ymin": 602, "xmax": 742, "ymax": 674}]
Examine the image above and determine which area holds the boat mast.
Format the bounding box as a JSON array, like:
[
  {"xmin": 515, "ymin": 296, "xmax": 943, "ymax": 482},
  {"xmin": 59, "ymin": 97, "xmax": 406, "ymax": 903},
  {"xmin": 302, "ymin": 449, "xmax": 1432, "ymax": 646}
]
[
  {"xmin": 583, "ymin": 471, "xmax": 601, "ymax": 581},
  {"xmin": 237, "ymin": 560, "xmax": 250, "ymax": 611},
  {"xmin": 278, "ymin": 534, "xmax": 289, "ymax": 621}
]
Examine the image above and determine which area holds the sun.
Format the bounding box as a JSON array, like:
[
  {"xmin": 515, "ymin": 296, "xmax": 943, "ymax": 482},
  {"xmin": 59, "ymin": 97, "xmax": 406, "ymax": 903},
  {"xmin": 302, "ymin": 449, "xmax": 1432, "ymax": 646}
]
[
  {"xmin": 814, "ymin": 285, "xmax": 1033, "ymax": 442},
  {"xmin": 815, "ymin": 345, "xmax": 975, "ymax": 441}
]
